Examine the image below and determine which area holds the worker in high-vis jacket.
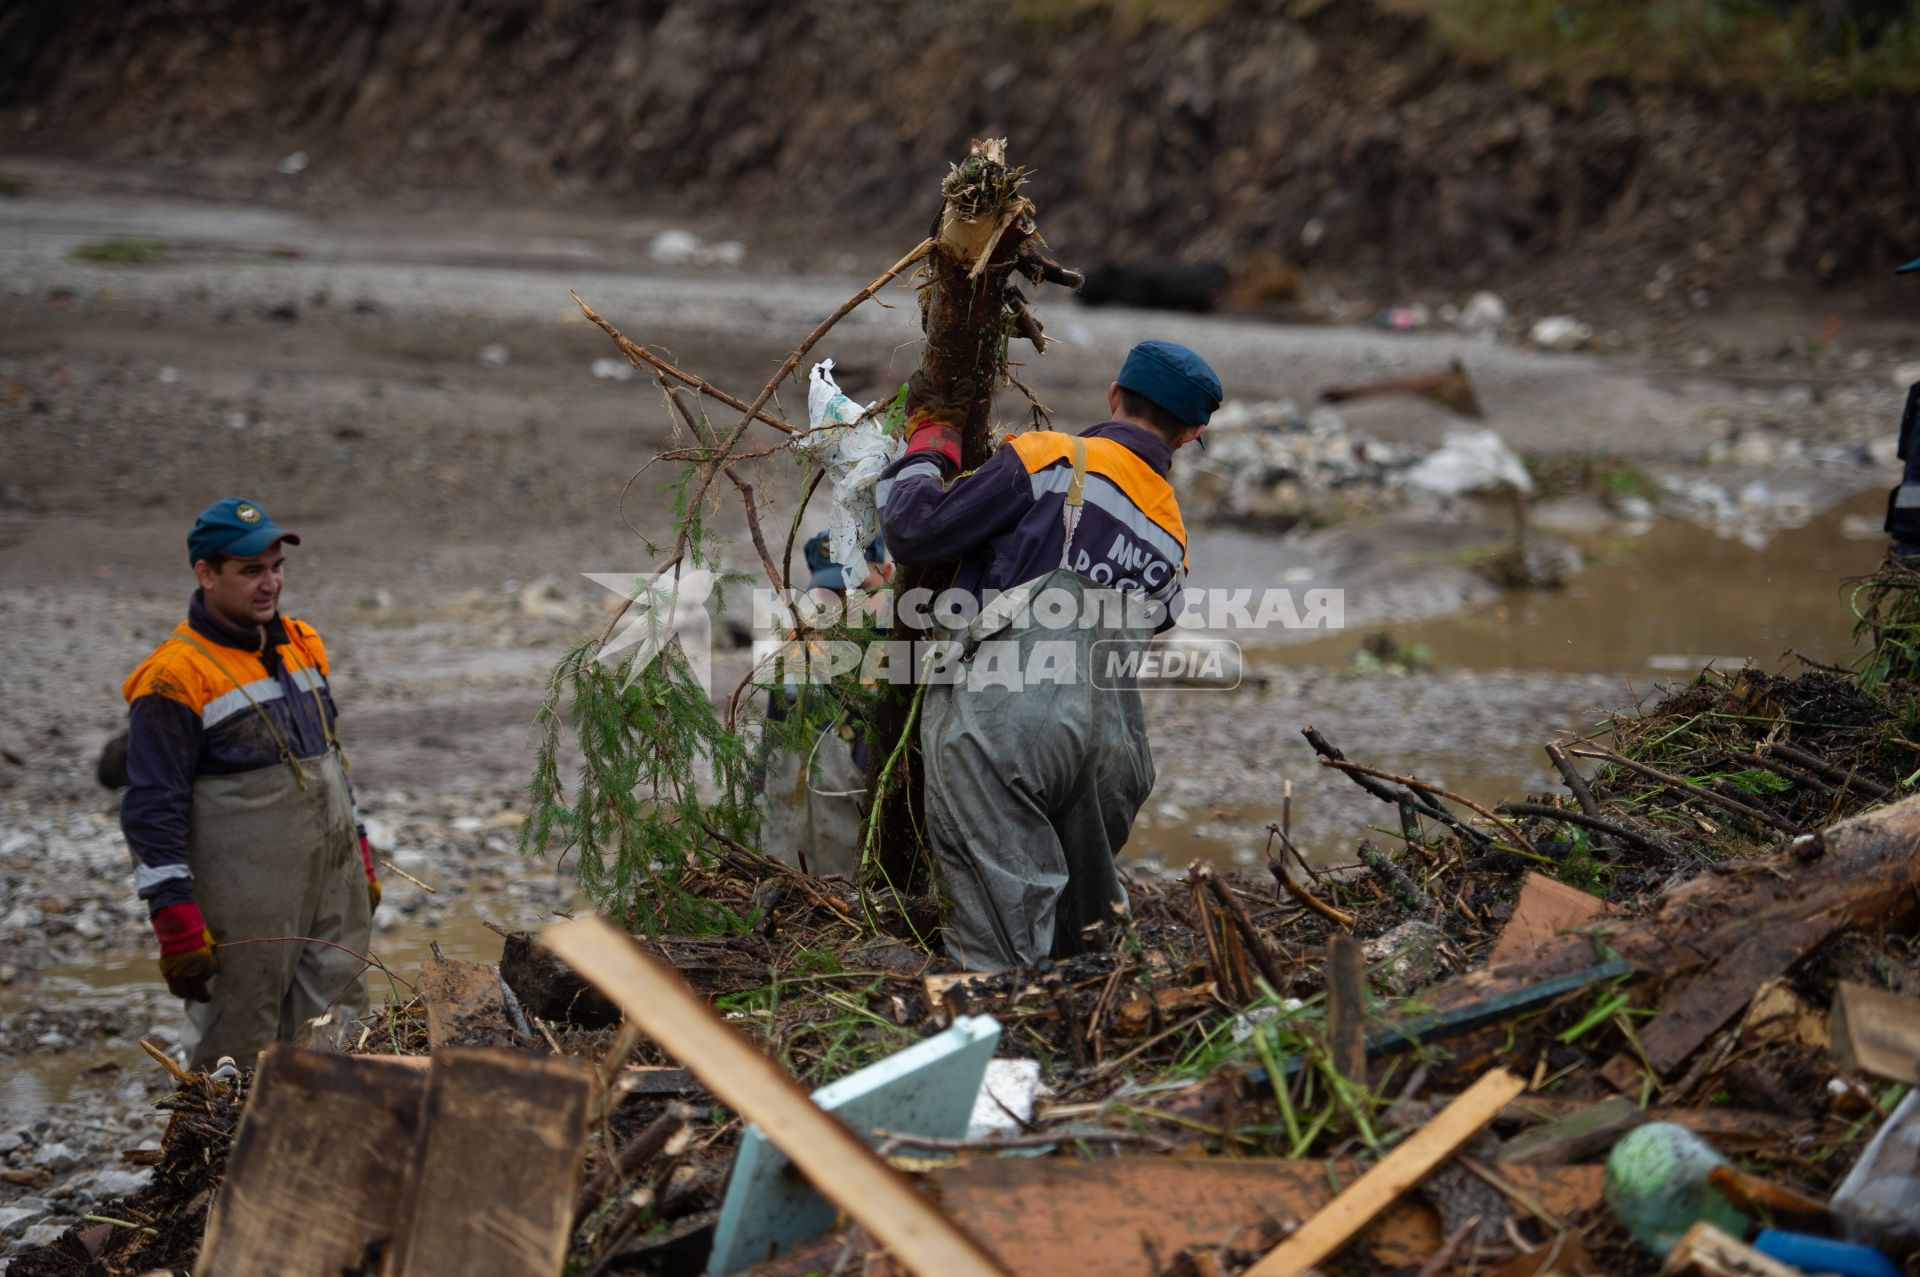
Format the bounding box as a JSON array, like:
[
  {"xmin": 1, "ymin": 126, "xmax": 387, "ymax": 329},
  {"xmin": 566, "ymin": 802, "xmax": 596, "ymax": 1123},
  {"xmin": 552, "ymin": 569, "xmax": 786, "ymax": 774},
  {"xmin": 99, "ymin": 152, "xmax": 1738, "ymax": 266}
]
[
  {"xmin": 877, "ymin": 340, "xmax": 1221, "ymax": 971},
  {"xmin": 121, "ymin": 498, "xmax": 379, "ymax": 1068}
]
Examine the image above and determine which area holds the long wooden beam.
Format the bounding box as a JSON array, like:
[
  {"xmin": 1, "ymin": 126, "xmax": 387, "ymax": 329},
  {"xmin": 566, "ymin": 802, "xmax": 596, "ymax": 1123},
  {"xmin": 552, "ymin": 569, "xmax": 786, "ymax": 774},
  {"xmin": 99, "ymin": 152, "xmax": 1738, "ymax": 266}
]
[{"xmin": 542, "ymin": 916, "xmax": 1010, "ymax": 1277}]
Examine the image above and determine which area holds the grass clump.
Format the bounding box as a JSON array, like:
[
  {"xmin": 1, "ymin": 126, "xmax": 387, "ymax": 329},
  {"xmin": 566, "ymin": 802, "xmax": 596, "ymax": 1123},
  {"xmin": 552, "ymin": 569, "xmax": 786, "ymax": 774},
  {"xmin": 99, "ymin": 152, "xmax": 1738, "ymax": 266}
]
[{"xmin": 71, "ymin": 238, "xmax": 167, "ymax": 265}]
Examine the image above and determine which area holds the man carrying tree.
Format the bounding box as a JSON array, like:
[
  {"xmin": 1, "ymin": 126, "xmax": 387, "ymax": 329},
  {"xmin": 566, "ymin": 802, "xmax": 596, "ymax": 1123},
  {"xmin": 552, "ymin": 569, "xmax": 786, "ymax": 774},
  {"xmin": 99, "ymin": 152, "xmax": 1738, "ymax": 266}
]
[
  {"xmin": 878, "ymin": 340, "xmax": 1221, "ymax": 970},
  {"xmin": 120, "ymin": 498, "xmax": 380, "ymax": 1068}
]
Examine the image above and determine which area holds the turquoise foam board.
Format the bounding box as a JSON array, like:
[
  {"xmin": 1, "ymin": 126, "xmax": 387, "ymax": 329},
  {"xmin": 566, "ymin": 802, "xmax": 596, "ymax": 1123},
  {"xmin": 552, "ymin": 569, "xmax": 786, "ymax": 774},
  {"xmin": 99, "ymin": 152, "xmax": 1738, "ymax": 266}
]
[{"xmin": 706, "ymin": 1014, "xmax": 1001, "ymax": 1275}]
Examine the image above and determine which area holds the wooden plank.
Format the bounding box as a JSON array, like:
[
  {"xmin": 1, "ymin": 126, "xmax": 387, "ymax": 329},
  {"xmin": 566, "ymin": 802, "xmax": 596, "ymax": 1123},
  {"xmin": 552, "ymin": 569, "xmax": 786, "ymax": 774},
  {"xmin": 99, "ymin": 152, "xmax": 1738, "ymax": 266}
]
[
  {"xmin": 390, "ymin": 1047, "xmax": 594, "ymax": 1277},
  {"xmin": 1489, "ymin": 873, "xmax": 1605, "ymax": 968},
  {"xmin": 1497, "ymin": 1096, "xmax": 1641, "ymax": 1165},
  {"xmin": 543, "ymin": 915, "xmax": 1011, "ymax": 1277},
  {"xmin": 1639, "ymin": 915, "xmax": 1832, "ymax": 1074},
  {"xmin": 420, "ymin": 956, "xmax": 510, "ymax": 1049},
  {"xmin": 196, "ymin": 1046, "xmax": 426, "ymax": 1277},
  {"xmin": 1326, "ymin": 935, "xmax": 1368, "ymax": 1088},
  {"xmin": 923, "ymin": 1157, "xmax": 1600, "ymax": 1277},
  {"xmin": 1660, "ymin": 1222, "xmax": 1800, "ymax": 1277},
  {"xmin": 1243, "ymin": 1068, "xmax": 1526, "ymax": 1277},
  {"xmin": 1831, "ymin": 981, "xmax": 1920, "ymax": 1085},
  {"xmin": 1487, "ymin": 1234, "xmax": 1603, "ymax": 1277}
]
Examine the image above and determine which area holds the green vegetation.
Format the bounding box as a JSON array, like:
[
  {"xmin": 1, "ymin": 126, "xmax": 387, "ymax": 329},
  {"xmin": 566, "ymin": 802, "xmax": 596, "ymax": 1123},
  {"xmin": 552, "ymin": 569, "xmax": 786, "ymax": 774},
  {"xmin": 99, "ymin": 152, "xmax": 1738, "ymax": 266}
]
[
  {"xmin": 1397, "ymin": 0, "xmax": 1920, "ymax": 97},
  {"xmin": 0, "ymin": 173, "xmax": 31, "ymax": 198},
  {"xmin": 70, "ymin": 238, "xmax": 167, "ymax": 265}
]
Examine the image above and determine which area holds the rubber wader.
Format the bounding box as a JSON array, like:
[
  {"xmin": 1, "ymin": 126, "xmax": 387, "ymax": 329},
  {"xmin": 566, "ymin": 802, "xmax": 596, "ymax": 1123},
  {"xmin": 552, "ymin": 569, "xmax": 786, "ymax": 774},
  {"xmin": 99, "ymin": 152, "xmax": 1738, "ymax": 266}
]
[
  {"xmin": 182, "ymin": 747, "xmax": 369, "ymax": 1067},
  {"xmin": 168, "ymin": 633, "xmax": 371, "ymax": 1068},
  {"xmin": 921, "ymin": 567, "xmax": 1156, "ymax": 971},
  {"xmin": 759, "ymin": 721, "xmax": 867, "ymax": 879}
]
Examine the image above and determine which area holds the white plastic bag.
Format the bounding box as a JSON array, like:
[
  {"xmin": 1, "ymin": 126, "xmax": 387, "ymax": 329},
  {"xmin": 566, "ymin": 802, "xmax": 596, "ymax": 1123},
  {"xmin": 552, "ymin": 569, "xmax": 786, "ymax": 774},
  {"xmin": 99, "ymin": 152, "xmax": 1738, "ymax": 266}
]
[{"xmin": 795, "ymin": 360, "xmax": 904, "ymax": 586}]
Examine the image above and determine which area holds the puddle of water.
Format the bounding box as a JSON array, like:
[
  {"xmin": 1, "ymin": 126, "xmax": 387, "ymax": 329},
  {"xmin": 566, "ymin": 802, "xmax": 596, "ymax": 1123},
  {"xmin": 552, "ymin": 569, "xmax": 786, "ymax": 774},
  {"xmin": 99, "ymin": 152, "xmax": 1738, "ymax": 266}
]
[
  {"xmin": 0, "ymin": 915, "xmax": 513, "ymax": 1123},
  {"xmin": 1258, "ymin": 490, "xmax": 1884, "ymax": 675}
]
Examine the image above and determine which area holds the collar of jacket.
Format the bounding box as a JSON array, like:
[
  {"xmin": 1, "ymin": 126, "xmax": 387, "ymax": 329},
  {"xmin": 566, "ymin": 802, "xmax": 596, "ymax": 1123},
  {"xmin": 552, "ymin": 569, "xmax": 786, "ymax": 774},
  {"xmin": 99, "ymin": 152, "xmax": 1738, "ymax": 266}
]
[
  {"xmin": 188, "ymin": 591, "xmax": 291, "ymax": 656},
  {"xmin": 1080, "ymin": 420, "xmax": 1173, "ymax": 476}
]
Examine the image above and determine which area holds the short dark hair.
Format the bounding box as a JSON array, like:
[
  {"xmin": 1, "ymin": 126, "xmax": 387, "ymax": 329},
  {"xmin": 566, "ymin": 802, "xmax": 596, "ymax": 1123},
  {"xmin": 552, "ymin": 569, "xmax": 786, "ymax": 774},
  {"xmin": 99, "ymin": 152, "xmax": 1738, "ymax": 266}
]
[
  {"xmin": 1115, "ymin": 386, "xmax": 1189, "ymax": 437},
  {"xmin": 197, "ymin": 553, "xmax": 233, "ymax": 573}
]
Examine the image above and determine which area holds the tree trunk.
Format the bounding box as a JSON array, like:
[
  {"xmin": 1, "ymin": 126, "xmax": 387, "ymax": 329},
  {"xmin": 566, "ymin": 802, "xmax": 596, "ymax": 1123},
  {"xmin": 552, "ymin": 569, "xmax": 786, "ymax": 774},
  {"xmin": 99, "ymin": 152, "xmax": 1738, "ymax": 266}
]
[{"xmin": 864, "ymin": 139, "xmax": 1080, "ymax": 895}]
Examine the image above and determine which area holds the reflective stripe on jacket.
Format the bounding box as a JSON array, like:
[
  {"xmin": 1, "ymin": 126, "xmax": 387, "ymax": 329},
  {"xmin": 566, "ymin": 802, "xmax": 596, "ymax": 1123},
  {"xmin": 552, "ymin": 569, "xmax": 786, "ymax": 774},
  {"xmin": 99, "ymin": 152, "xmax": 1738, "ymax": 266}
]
[
  {"xmin": 876, "ymin": 420, "xmax": 1188, "ymax": 627},
  {"xmin": 120, "ymin": 592, "xmax": 358, "ymax": 912}
]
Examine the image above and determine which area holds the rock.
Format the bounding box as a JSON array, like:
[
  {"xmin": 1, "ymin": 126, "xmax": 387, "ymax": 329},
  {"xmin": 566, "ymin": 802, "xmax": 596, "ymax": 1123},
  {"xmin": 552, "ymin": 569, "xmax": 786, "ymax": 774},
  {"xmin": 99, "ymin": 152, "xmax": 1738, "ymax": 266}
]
[
  {"xmin": 16, "ymin": 1221, "xmax": 68, "ymax": 1249},
  {"xmin": 1363, "ymin": 919, "xmax": 1459, "ymax": 997},
  {"xmin": 0, "ymin": 1204, "xmax": 42, "ymax": 1236},
  {"xmin": 517, "ymin": 576, "xmax": 579, "ymax": 620},
  {"xmin": 1893, "ymin": 361, "xmax": 1920, "ymax": 388},
  {"xmin": 1530, "ymin": 315, "xmax": 1593, "ymax": 351},
  {"xmin": 0, "ymin": 1129, "xmax": 24, "ymax": 1154},
  {"xmin": 277, "ymin": 150, "xmax": 310, "ymax": 175},
  {"xmin": 590, "ymin": 357, "xmax": 634, "ymax": 382},
  {"xmin": 33, "ymin": 1031, "xmax": 71, "ymax": 1051},
  {"xmin": 647, "ymin": 228, "xmax": 704, "ymax": 265},
  {"xmin": 1, "ymin": 904, "xmax": 44, "ymax": 931},
  {"xmin": 31, "ymin": 1143, "xmax": 76, "ymax": 1172},
  {"xmin": 475, "ymin": 343, "xmax": 510, "ymax": 369},
  {"xmin": 1615, "ymin": 493, "xmax": 1657, "ymax": 523},
  {"xmin": 75, "ymin": 1168, "xmax": 149, "ymax": 1203},
  {"xmin": 1457, "ymin": 290, "xmax": 1507, "ymax": 333}
]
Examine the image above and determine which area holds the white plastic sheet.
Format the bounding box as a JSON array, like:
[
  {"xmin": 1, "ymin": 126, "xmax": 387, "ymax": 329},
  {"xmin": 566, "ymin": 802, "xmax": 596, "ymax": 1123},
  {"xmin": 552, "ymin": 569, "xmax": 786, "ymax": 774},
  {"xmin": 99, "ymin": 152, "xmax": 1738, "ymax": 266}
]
[
  {"xmin": 795, "ymin": 360, "xmax": 904, "ymax": 586},
  {"xmin": 1402, "ymin": 428, "xmax": 1533, "ymax": 498}
]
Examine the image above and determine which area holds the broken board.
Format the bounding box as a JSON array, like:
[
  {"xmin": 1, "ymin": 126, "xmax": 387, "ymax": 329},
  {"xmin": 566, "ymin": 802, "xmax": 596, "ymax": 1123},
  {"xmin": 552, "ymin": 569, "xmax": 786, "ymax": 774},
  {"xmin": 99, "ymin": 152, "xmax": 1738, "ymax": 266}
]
[
  {"xmin": 196, "ymin": 1046, "xmax": 427, "ymax": 1277},
  {"xmin": 923, "ymin": 1156, "xmax": 1603, "ymax": 1277},
  {"xmin": 1831, "ymin": 981, "xmax": 1920, "ymax": 1085},
  {"xmin": 1489, "ymin": 873, "xmax": 1604, "ymax": 968},
  {"xmin": 421, "ymin": 956, "xmax": 509, "ymax": 1049},
  {"xmin": 389, "ymin": 1047, "xmax": 594, "ymax": 1277}
]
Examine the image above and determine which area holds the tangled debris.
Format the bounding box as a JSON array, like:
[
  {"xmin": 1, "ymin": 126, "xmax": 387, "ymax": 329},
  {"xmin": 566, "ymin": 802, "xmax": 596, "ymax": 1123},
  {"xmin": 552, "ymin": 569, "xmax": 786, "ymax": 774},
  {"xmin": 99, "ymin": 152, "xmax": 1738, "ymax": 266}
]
[{"xmin": 13, "ymin": 623, "xmax": 1920, "ymax": 1275}]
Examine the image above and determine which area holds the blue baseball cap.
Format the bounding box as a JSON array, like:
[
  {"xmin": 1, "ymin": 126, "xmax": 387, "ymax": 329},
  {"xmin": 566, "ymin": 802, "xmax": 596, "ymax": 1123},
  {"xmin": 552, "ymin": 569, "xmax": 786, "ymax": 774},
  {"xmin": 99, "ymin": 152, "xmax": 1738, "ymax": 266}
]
[
  {"xmin": 187, "ymin": 497, "xmax": 300, "ymax": 566},
  {"xmin": 1899, "ymin": 257, "xmax": 1920, "ymax": 275},
  {"xmin": 1116, "ymin": 340, "xmax": 1223, "ymax": 431},
  {"xmin": 803, "ymin": 530, "xmax": 884, "ymax": 592}
]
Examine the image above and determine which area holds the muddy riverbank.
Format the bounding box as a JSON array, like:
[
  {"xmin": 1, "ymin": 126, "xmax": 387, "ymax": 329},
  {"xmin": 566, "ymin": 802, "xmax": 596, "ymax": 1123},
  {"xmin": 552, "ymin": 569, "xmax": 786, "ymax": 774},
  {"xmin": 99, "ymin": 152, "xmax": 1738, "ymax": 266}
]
[{"xmin": 0, "ymin": 164, "xmax": 1906, "ymax": 1262}]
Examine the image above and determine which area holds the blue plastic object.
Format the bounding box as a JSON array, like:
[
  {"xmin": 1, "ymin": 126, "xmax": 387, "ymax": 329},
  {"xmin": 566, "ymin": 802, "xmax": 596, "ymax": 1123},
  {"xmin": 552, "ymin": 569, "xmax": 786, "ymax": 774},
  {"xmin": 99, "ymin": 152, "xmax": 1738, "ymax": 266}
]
[
  {"xmin": 1753, "ymin": 1229, "xmax": 1902, "ymax": 1277},
  {"xmin": 706, "ymin": 1014, "xmax": 1001, "ymax": 1276}
]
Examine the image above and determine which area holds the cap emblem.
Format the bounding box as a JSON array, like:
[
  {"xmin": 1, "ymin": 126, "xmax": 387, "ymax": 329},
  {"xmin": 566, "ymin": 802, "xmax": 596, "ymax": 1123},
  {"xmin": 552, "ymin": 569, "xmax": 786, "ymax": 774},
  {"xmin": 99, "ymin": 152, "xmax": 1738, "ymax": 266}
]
[{"xmin": 235, "ymin": 503, "xmax": 262, "ymax": 524}]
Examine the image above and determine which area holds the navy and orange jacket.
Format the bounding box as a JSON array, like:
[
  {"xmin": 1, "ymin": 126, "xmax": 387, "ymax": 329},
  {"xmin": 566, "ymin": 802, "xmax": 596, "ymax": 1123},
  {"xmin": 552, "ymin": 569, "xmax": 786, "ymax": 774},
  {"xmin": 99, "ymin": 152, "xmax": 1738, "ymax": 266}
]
[
  {"xmin": 120, "ymin": 593, "xmax": 360, "ymax": 914},
  {"xmin": 877, "ymin": 421, "xmax": 1188, "ymax": 627}
]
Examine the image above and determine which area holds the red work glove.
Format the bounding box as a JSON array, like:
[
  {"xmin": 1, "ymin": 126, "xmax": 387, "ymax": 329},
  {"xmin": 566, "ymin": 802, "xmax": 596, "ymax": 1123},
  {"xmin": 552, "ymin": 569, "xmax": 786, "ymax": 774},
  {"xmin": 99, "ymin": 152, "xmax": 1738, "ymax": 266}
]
[
  {"xmin": 360, "ymin": 835, "xmax": 381, "ymax": 912},
  {"xmin": 152, "ymin": 902, "xmax": 218, "ymax": 1002},
  {"xmin": 903, "ymin": 371, "xmax": 962, "ymax": 466}
]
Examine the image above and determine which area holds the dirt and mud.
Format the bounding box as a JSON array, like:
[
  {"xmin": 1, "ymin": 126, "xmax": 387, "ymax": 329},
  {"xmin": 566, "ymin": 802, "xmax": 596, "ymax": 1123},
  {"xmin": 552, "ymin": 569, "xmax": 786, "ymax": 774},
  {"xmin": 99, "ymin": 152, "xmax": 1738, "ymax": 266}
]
[{"xmin": 0, "ymin": 146, "xmax": 1910, "ymax": 1264}]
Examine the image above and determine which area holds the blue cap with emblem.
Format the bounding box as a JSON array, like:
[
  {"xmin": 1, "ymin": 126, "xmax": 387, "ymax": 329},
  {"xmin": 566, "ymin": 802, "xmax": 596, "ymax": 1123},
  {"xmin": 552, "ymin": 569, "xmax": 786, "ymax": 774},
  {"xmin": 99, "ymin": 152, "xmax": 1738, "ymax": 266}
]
[
  {"xmin": 187, "ymin": 497, "xmax": 301, "ymax": 566},
  {"xmin": 1116, "ymin": 339, "xmax": 1224, "ymax": 432}
]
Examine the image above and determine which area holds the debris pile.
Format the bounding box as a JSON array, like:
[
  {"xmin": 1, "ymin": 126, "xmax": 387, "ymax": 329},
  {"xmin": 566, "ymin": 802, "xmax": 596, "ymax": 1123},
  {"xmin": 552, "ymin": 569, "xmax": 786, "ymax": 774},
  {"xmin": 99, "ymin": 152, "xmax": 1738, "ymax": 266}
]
[{"xmin": 10, "ymin": 640, "xmax": 1920, "ymax": 1275}]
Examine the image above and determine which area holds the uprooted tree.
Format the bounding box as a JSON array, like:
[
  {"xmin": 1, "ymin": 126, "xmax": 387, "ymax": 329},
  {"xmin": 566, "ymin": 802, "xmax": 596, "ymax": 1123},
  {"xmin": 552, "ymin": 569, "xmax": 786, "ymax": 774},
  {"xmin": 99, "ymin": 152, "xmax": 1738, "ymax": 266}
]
[{"xmin": 518, "ymin": 139, "xmax": 1079, "ymax": 929}]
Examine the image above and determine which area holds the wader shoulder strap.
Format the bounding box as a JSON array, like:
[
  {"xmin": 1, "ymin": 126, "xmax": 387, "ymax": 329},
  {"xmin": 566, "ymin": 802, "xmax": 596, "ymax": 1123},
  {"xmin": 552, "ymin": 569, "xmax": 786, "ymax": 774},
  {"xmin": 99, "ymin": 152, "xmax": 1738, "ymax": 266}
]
[
  {"xmin": 1058, "ymin": 436, "xmax": 1089, "ymax": 569},
  {"xmin": 168, "ymin": 634, "xmax": 307, "ymax": 788},
  {"xmin": 280, "ymin": 624, "xmax": 348, "ymax": 769}
]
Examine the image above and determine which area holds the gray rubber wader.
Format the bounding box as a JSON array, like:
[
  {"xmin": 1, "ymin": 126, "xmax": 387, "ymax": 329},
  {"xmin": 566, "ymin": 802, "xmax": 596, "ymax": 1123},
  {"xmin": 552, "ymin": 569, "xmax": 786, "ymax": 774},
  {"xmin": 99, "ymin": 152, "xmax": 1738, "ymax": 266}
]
[
  {"xmin": 182, "ymin": 747, "xmax": 371, "ymax": 1068},
  {"xmin": 759, "ymin": 724, "xmax": 867, "ymax": 879},
  {"xmin": 922, "ymin": 568, "xmax": 1155, "ymax": 971}
]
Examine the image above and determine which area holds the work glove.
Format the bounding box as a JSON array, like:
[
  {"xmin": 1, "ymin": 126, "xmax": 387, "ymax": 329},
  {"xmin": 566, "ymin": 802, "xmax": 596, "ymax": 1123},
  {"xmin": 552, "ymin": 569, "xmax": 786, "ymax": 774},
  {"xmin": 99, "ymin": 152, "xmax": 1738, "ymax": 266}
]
[
  {"xmin": 903, "ymin": 371, "xmax": 962, "ymax": 466},
  {"xmin": 359, "ymin": 835, "xmax": 381, "ymax": 912},
  {"xmin": 151, "ymin": 902, "xmax": 218, "ymax": 1002}
]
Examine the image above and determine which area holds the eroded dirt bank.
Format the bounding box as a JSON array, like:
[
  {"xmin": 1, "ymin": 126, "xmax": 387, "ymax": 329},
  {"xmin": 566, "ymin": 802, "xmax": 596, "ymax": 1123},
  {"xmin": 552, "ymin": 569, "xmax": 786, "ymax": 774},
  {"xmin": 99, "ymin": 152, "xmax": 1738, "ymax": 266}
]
[{"xmin": 3, "ymin": 0, "xmax": 1919, "ymax": 318}]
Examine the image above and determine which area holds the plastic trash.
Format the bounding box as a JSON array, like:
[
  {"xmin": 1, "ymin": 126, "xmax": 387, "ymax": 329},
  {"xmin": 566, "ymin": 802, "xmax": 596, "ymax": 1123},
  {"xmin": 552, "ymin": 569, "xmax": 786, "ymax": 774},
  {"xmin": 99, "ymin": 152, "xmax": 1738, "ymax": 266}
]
[
  {"xmin": 793, "ymin": 361, "xmax": 903, "ymax": 588},
  {"xmin": 1752, "ymin": 1230, "xmax": 1901, "ymax": 1277},
  {"xmin": 1530, "ymin": 315, "xmax": 1593, "ymax": 351},
  {"xmin": 1401, "ymin": 429, "xmax": 1532, "ymax": 498},
  {"xmin": 1605, "ymin": 1121, "xmax": 1751, "ymax": 1255},
  {"xmin": 1832, "ymin": 1088, "xmax": 1920, "ymax": 1257}
]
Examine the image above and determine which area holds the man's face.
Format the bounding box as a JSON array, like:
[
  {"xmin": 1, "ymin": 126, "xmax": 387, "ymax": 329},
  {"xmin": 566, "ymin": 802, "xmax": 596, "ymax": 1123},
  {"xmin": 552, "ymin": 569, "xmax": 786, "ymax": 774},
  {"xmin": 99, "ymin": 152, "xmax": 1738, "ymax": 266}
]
[{"xmin": 194, "ymin": 546, "xmax": 288, "ymax": 627}]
